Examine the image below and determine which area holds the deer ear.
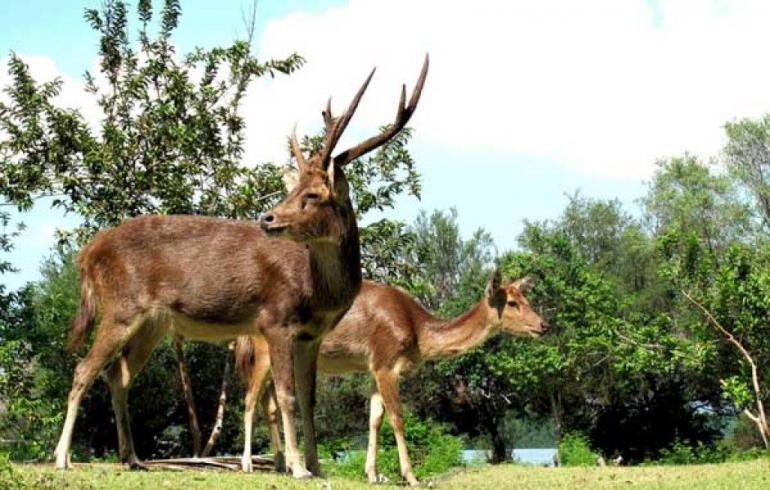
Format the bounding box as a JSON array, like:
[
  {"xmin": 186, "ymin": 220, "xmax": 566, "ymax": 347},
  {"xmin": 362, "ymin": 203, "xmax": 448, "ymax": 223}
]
[
  {"xmin": 486, "ymin": 268, "xmax": 502, "ymax": 298},
  {"xmin": 282, "ymin": 169, "xmax": 299, "ymax": 192},
  {"xmin": 328, "ymin": 162, "xmax": 349, "ymax": 202},
  {"xmin": 515, "ymin": 274, "xmax": 537, "ymax": 293},
  {"xmin": 327, "ymin": 160, "xmax": 336, "ymax": 189}
]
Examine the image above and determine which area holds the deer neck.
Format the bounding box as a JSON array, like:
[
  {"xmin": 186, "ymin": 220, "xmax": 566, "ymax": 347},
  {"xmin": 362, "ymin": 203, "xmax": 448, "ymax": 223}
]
[
  {"xmin": 419, "ymin": 300, "xmax": 498, "ymax": 361},
  {"xmin": 307, "ymin": 217, "xmax": 361, "ymax": 313}
]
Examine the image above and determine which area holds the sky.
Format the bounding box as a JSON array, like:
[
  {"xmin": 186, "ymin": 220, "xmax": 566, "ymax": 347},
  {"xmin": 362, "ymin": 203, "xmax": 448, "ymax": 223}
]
[{"xmin": 4, "ymin": 0, "xmax": 770, "ymax": 291}]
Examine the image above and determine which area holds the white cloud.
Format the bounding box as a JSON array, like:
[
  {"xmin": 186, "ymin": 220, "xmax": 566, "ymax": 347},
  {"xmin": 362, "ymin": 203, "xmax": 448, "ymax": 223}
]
[
  {"xmin": 244, "ymin": 0, "xmax": 770, "ymax": 180},
  {"xmin": 6, "ymin": 1, "xmax": 770, "ymax": 183}
]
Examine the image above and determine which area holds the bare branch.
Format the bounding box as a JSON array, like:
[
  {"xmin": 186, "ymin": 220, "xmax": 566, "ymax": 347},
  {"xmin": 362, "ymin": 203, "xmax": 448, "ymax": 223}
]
[
  {"xmin": 612, "ymin": 329, "xmax": 665, "ymax": 351},
  {"xmin": 684, "ymin": 289, "xmax": 770, "ymax": 448}
]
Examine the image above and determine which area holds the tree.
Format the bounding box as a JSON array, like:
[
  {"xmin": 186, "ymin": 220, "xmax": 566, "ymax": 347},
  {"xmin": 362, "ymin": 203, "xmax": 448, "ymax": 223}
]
[
  {"xmin": 507, "ymin": 193, "xmax": 716, "ymax": 463},
  {"xmin": 641, "ymin": 155, "xmax": 753, "ymax": 261},
  {"xmin": 660, "ymin": 237, "xmax": 770, "ymax": 449},
  {"xmin": 0, "ymin": 0, "xmax": 426, "ymax": 461},
  {"xmin": 0, "ymin": 0, "xmax": 302, "ymax": 242},
  {"xmin": 724, "ymin": 114, "xmax": 770, "ymax": 229}
]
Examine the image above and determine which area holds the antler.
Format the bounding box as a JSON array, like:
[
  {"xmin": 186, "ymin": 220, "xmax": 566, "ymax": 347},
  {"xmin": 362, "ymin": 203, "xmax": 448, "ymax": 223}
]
[
  {"xmin": 333, "ymin": 53, "xmax": 430, "ymax": 167},
  {"xmin": 290, "ymin": 124, "xmax": 309, "ymax": 171},
  {"xmin": 317, "ymin": 68, "xmax": 377, "ymax": 169}
]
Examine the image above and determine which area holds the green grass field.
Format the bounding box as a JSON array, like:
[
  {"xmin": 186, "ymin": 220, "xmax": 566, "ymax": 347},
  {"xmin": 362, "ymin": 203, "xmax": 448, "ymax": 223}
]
[{"xmin": 5, "ymin": 459, "xmax": 770, "ymax": 490}]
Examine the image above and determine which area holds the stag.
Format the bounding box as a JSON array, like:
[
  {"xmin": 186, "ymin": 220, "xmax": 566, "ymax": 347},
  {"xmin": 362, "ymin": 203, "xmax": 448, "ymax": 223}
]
[
  {"xmin": 53, "ymin": 55, "xmax": 429, "ymax": 479},
  {"xmin": 236, "ymin": 269, "xmax": 547, "ymax": 485}
]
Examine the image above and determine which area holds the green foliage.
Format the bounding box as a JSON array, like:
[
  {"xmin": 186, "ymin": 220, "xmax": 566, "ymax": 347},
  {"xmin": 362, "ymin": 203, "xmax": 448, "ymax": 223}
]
[
  {"xmin": 327, "ymin": 413, "xmax": 463, "ymax": 482},
  {"xmin": 726, "ymin": 413, "xmax": 767, "ymax": 451},
  {"xmin": 0, "ymin": 0, "xmax": 303, "ymax": 242},
  {"xmin": 724, "ymin": 114, "xmax": 770, "ymax": 229},
  {"xmin": 558, "ymin": 432, "xmax": 597, "ymax": 467},
  {"xmin": 379, "ymin": 412, "xmax": 463, "ymax": 479},
  {"xmin": 0, "ymin": 0, "xmax": 425, "ymax": 464},
  {"xmin": 0, "ymin": 251, "xmax": 80, "ymax": 460},
  {"xmin": 0, "ymin": 451, "xmax": 26, "ymax": 490},
  {"xmin": 650, "ymin": 437, "xmax": 766, "ymax": 466}
]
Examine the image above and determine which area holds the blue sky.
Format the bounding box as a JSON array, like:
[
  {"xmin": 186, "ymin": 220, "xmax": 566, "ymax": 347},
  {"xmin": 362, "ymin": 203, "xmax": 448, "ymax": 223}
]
[{"xmin": 4, "ymin": 0, "xmax": 770, "ymax": 291}]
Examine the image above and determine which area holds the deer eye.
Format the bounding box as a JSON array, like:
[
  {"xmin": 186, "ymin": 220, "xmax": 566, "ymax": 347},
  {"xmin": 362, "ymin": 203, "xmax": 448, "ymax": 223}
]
[
  {"xmin": 304, "ymin": 192, "xmax": 321, "ymax": 204},
  {"xmin": 507, "ymin": 301, "xmax": 519, "ymax": 308}
]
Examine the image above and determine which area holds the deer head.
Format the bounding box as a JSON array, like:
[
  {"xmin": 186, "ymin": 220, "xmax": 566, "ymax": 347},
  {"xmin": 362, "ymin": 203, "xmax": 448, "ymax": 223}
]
[
  {"xmin": 485, "ymin": 269, "xmax": 548, "ymax": 337},
  {"xmin": 259, "ymin": 55, "xmax": 430, "ymax": 243}
]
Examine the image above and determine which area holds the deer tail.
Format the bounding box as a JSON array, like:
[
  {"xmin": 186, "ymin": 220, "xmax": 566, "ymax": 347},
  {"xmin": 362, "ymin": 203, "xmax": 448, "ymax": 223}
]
[
  {"xmin": 68, "ymin": 262, "xmax": 98, "ymax": 352},
  {"xmin": 234, "ymin": 336, "xmax": 256, "ymax": 384}
]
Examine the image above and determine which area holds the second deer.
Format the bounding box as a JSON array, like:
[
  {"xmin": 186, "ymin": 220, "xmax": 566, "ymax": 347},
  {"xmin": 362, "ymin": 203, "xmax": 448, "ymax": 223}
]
[{"xmin": 236, "ymin": 269, "xmax": 547, "ymax": 486}]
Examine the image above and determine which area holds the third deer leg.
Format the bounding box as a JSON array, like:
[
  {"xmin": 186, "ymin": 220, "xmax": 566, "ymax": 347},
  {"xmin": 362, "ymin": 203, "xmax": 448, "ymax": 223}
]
[
  {"xmin": 364, "ymin": 391, "xmax": 385, "ymax": 483},
  {"xmin": 267, "ymin": 333, "xmax": 311, "ymax": 479},
  {"xmin": 105, "ymin": 320, "xmax": 167, "ymax": 469},
  {"xmin": 374, "ymin": 369, "xmax": 418, "ymax": 486},
  {"xmin": 54, "ymin": 315, "xmax": 144, "ymax": 470},
  {"xmin": 241, "ymin": 345, "xmax": 273, "ymax": 473},
  {"xmin": 261, "ymin": 380, "xmax": 285, "ymax": 472}
]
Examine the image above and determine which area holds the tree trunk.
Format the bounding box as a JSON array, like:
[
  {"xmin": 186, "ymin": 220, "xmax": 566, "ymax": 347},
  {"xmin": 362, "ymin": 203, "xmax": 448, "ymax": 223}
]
[
  {"xmin": 488, "ymin": 427, "xmax": 510, "ymax": 464},
  {"xmin": 174, "ymin": 335, "xmax": 202, "ymax": 457},
  {"xmin": 479, "ymin": 402, "xmax": 509, "ymax": 464},
  {"xmin": 550, "ymin": 389, "xmax": 564, "ymax": 444},
  {"xmin": 201, "ymin": 341, "xmax": 235, "ymax": 457}
]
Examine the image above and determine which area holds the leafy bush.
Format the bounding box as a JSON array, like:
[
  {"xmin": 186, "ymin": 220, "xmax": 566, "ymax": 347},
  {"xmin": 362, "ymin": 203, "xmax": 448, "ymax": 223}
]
[
  {"xmin": 0, "ymin": 451, "xmax": 26, "ymax": 489},
  {"xmin": 558, "ymin": 432, "xmax": 596, "ymax": 467},
  {"xmin": 654, "ymin": 437, "xmax": 767, "ymax": 466}
]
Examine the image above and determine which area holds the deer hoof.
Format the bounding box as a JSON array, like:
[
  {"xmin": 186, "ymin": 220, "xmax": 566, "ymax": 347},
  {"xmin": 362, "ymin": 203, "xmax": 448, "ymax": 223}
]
[
  {"xmin": 54, "ymin": 450, "xmax": 72, "ymax": 470},
  {"xmin": 128, "ymin": 460, "xmax": 149, "ymax": 471},
  {"xmin": 291, "ymin": 466, "xmax": 313, "ymax": 479},
  {"xmin": 274, "ymin": 452, "xmax": 286, "ymax": 473}
]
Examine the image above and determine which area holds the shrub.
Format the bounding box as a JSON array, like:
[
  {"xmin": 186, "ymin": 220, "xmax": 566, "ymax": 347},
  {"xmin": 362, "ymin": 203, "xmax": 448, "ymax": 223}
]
[
  {"xmin": 325, "ymin": 412, "xmax": 463, "ymax": 482},
  {"xmin": 558, "ymin": 432, "xmax": 596, "ymax": 467},
  {"xmin": 654, "ymin": 438, "xmax": 767, "ymax": 465},
  {"xmin": 0, "ymin": 451, "xmax": 26, "ymax": 489}
]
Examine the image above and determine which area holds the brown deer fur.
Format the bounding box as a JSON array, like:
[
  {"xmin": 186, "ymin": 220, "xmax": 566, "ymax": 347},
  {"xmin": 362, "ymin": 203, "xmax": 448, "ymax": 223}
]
[
  {"xmin": 235, "ymin": 270, "xmax": 546, "ymax": 486},
  {"xmin": 53, "ymin": 55, "xmax": 429, "ymax": 479}
]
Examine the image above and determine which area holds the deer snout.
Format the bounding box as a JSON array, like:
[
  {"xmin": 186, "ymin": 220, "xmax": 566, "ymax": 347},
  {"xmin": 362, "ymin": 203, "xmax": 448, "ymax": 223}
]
[
  {"xmin": 259, "ymin": 213, "xmax": 275, "ymax": 226},
  {"xmin": 259, "ymin": 212, "xmax": 288, "ymax": 234}
]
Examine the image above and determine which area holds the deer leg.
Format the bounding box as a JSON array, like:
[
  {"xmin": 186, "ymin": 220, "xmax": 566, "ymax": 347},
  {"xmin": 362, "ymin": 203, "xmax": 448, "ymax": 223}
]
[
  {"xmin": 104, "ymin": 320, "xmax": 167, "ymax": 470},
  {"xmin": 374, "ymin": 370, "xmax": 418, "ymax": 486},
  {"xmin": 364, "ymin": 391, "xmax": 385, "ymax": 483},
  {"xmin": 295, "ymin": 338, "xmax": 323, "ymax": 477},
  {"xmin": 266, "ymin": 334, "xmax": 311, "ymax": 479},
  {"xmin": 241, "ymin": 345, "xmax": 273, "ymax": 473},
  {"xmin": 55, "ymin": 315, "xmax": 144, "ymax": 470},
  {"xmin": 261, "ymin": 380, "xmax": 285, "ymax": 473}
]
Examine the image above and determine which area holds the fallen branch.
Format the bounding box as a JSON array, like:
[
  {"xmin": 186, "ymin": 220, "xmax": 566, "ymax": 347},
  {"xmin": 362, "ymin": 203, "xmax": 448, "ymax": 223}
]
[{"xmin": 143, "ymin": 455, "xmax": 275, "ymax": 472}]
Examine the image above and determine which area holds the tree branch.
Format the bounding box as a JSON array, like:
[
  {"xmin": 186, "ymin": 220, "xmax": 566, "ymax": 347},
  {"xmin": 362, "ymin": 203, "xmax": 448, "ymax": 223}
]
[{"xmin": 683, "ymin": 289, "xmax": 769, "ymax": 449}]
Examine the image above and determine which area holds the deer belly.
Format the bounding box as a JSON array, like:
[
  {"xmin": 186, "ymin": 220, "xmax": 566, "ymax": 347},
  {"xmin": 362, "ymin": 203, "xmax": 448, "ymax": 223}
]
[
  {"xmin": 317, "ymin": 352, "xmax": 368, "ymax": 374},
  {"xmin": 168, "ymin": 310, "xmax": 259, "ymax": 342}
]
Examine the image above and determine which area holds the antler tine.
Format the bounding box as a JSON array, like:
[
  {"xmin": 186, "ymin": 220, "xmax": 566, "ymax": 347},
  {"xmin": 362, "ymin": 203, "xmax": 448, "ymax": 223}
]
[
  {"xmin": 333, "ymin": 53, "xmax": 430, "ymax": 167},
  {"xmin": 322, "ymin": 97, "xmax": 334, "ymax": 134},
  {"xmin": 318, "ymin": 67, "xmax": 377, "ymax": 168},
  {"xmin": 290, "ymin": 124, "xmax": 309, "ymax": 171}
]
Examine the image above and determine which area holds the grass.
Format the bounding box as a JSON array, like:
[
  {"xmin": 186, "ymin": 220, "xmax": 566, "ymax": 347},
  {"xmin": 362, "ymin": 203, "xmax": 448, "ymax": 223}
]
[{"xmin": 5, "ymin": 458, "xmax": 770, "ymax": 490}]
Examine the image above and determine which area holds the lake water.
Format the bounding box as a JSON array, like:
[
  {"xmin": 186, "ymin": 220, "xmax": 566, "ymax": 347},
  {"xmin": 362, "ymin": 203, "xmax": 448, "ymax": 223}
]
[{"xmin": 462, "ymin": 448, "xmax": 558, "ymax": 466}]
